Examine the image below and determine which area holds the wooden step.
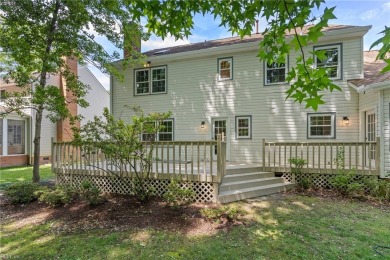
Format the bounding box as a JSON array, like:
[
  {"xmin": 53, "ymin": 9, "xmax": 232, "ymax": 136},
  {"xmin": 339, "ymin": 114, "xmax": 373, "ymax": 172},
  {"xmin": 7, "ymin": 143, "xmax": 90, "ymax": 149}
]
[
  {"xmin": 218, "ymin": 183, "xmax": 295, "ymax": 204},
  {"xmin": 219, "ymin": 177, "xmax": 284, "ymax": 192},
  {"xmin": 223, "ymin": 172, "xmax": 274, "ymax": 182}
]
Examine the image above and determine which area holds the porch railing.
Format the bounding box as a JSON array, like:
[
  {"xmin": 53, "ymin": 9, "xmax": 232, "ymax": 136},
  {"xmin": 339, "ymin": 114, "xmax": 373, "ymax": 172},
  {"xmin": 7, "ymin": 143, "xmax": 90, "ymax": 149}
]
[
  {"xmin": 262, "ymin": 138, "xmax": 380, "ymax": 175},
  {"xmin": 52, "ymin": 134, "xmax": 227, "ymax": 183}
]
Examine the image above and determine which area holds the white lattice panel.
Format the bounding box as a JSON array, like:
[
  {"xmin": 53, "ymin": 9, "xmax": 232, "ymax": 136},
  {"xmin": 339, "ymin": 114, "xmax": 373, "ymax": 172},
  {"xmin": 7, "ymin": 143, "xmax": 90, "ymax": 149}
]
[
  {"xmin": 57, "ymin": 174, "xmax": 215, "ymax": 202},
  {"xmin": 282, "ymin": 173, "xmax": 377, "ymax": 192}
]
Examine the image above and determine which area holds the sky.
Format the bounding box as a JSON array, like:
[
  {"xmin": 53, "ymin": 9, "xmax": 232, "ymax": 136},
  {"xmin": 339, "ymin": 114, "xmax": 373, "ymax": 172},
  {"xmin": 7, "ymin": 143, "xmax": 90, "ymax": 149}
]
[{"xmin": 90, "ymin": 0, "xmax": 390, "ymax": 90}]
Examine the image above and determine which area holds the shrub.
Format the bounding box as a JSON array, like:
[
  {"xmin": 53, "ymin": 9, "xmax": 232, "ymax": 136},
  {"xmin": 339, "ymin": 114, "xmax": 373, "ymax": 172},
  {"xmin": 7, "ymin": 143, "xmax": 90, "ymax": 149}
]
[
  {"xmin": 4, "ymin": 182, "xmax": 44, "ymax": 204},
  {"xmin": 80, "ymin": 181, "xmax": 103, "ymax": 206},
  {"xmin": 364, "ymin": 178, "xmax": 390, "ymax": 202},
  {"xmin": 289, "ymin": 157, "xmax": 310, "ymax": 190},
  {"xmin": 163, "ymin": 179, "xmax": 195, "ymax": 208},
  {"xmin": 39, "ymin": 185, "xmax": 75, "ymax": 207},
  {"xmin": 330, "ymin": 171, "xmax": 364, "ymax": 198},
  {"xmin": 200, "ymin": 205, "xmax": 243, "ymax": 222}
]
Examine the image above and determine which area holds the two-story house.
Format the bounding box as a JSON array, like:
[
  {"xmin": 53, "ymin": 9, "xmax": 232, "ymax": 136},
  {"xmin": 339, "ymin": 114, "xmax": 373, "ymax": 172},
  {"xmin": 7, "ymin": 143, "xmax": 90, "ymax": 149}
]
[
  {"xmin": 110, "ymin": 24, "xmax": 389, "ymax": 179},
  {"xmin": 0, "ymin": 59, "xmax": 110, "ymax": 167}
]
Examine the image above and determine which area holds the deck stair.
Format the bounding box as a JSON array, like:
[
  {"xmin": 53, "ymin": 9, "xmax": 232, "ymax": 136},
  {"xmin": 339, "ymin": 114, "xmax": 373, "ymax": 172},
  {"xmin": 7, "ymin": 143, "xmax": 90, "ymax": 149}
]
[{"xmin": 218, "ymin": 166, "xmax": 295, "ymax": 203}]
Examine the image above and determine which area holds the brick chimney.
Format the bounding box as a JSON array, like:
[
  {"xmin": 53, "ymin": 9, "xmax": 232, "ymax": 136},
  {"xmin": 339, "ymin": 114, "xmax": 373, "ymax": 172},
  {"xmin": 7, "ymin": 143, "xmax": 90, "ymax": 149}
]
[
  {"xmin": 57, "ymin": 56, "xmax": 79, "ymax": 142},
  {"xmin": 123, "ymin": 22, "xmax": 141, "ymax": 58}
]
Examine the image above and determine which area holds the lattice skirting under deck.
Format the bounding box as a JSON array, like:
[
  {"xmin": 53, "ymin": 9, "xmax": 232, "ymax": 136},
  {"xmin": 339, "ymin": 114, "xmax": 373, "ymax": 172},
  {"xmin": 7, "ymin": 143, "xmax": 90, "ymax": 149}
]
[
  {"xmin": 282, "ymin": 172, "xmax": 378, "ymax": 192},
  {"xmin": 56, "ymin": 173, "xmax": 216, "ymax": 202}
]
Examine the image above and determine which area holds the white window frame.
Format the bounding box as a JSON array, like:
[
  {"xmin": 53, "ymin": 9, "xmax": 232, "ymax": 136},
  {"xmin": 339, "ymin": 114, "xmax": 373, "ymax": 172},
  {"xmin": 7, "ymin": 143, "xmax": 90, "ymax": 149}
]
[
  {"xmin": 264, "ymin": 56, "xmax": 288, "ymax": 85},
  {"xmin": 307, "ymin": 113, "xmax": 336, "ymax": 139},
  {"xmin": 235, "ymin": 116, "xmax": 252, "ymax": 139},
  {"xmin": 218, "ymin": 57, "xmax": 233, "ymax": 81},
  {"xmin": 142, "ymin": 119, "xmax": 174, "ymax": 141},
  {"xmin": 134, "ymin": 68, "xmax": 150, "ymax": 95},
  {"xmin": 314, "ymin": 44, "xmax": 342, "ymax": 80},
  {"xmin": 134, "ymin": 66, "xmax": 167, "ymax": 96}
]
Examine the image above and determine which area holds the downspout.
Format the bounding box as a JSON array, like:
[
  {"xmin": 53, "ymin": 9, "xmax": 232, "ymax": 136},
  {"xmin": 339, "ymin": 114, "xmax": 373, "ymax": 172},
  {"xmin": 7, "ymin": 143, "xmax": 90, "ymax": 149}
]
[
  {"xmin": 29, "ymin": 84, "xmax": 34, "ymax": 165},
  {"xmin": 379, "ymin": 90, "xmax": 385, "ymax": 178}
]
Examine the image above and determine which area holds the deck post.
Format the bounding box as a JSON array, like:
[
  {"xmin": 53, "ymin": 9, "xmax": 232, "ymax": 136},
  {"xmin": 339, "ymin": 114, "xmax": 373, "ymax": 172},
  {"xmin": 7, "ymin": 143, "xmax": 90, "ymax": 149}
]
[
  {"xmin": 216, "ymin": 134, "xmax": 226, "ymax": 183},
  {"xmin": 375, "ymin": 137, "xmax": 380, "ymax": 175},
  {"xmin": 262, "ymin": 138, "xmax": 266, "ymax": 171}
]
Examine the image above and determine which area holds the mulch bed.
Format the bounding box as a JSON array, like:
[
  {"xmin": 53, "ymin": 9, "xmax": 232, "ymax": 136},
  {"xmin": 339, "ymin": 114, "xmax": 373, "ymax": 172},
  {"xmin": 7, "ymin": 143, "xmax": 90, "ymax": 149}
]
[{"xmin": 0, "ymin": 194, "xmax": 243, "ymax": 236}]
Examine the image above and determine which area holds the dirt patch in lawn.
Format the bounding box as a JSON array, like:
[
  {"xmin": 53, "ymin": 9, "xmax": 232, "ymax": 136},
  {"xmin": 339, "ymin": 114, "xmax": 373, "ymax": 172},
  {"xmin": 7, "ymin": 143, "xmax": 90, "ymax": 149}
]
[{"xmin": 0, "ymin": 194, "xmax": 245, "ymax": 237}]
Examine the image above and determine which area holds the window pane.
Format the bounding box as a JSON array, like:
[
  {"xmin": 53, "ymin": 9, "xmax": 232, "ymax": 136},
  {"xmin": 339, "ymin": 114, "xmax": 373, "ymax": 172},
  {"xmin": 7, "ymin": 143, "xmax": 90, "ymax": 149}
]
[
  {"xmin": 220, "ymin": 60, "xmax": 230, "ymax": 69},
  {"xmin": 239, "ymin": 129, "xmax": 249, "ymax": 136},
  {"xmin": 136, "ymin": 70, "xmax": 149, "ymax": 82},
  {"xmin": 136, "ymin": 82, "xmax": 149, "ymax": 94},
  {"xmin": 220, "ymin": 69, "xmax": 231, "ymax": 79},
  {"xmin": 152, "ymin": 80, "xmax": 166, "ymax": 93},
  {"xmin": 7, "ymin": 120, "xmax": 25, "ymax": 154},
  {"xmin": 267, "ymin": 68, "xmax": 286, "ymax": 84},
  {"xmin": 152, "ymin": 68, "xmax": 166, "ymax": 80},
  {"xmin": 238, "ymin": 119, "xmax": 248, "ymax": 127}
]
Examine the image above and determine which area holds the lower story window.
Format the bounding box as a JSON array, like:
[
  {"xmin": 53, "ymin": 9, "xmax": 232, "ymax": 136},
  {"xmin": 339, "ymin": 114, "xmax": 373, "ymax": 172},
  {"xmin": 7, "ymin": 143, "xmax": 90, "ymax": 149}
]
[
  {"xmin": 142, "ymin": 119, "xmax": 174, "ymax": 141},
  {"xmin": 307, "ymin": 113, "xmax": 335, "ymax": 139},
  {"xmin": 236, "ymin": 116, "xmax": 251, "ymax": 139},
  {"xmin": 7, "ymin": 119, "xmax": 26, "ymax": 154}
]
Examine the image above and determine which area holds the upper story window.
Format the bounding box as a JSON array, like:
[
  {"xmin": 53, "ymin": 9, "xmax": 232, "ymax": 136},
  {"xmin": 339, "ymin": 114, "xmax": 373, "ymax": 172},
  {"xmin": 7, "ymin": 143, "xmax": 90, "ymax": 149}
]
[
  {"xmin": 314, "ymin": 44, "xmax": 342, "ymax": 80},
  {"xmin": 218, "ymin": 57, "xmax": 233, "ymax": 80},
  {"xmin": 236, "ymin": 116, "xmax": 252, "ymax": 139},
  {"xmin": 265, "ymin": 56, "xmax": 288, "ymax": 85},
  {"xmin": 135, "ymin": 66, "xmax": 167, "ymax": 95},
  {"xmin": 307, "ymin": 113, "xmax": 336, "ymax": 139},
  {"xmin": 142, "ymin": 119, "xmax": 174, "ymax": 141}
]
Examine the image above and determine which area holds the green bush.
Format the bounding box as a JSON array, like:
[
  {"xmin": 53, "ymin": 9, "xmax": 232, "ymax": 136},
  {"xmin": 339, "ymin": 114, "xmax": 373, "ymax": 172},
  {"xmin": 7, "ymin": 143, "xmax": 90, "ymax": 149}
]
[
  {"xmin": 162, "ymin": 179, "xmax": 195, "ymax": 208},
  {"xmin": 4, "ymin": 182, "xmax": 44, "ymax": 204},
  {"xmin": 330, "ymin": 171, "xmax": 364, "ymax": 198},
  {"xmin": 364, "ymin": 178, "xmax": 390, "ymax": 202},
  {"xmin": 80, "ymin": 181, "xmax": 103, "ymax": 206},
  {"xmin": 39, "ymin": 185, "xmax": 75, "ymax": 207},
  {"xmin": 289, "ymin": 157, "xmax": 310, "ymax": 190},
  {"xmin": 200, "ymin": 205, "xmax": 243, "ymax": 222}
]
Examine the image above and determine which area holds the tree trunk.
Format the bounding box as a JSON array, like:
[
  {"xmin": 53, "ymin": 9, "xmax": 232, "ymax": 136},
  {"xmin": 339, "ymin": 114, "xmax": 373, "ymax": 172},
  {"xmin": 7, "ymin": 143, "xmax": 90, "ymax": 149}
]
[{"xmin": 32, "ymin": 105, "xmax": 44, "ymax": 183}]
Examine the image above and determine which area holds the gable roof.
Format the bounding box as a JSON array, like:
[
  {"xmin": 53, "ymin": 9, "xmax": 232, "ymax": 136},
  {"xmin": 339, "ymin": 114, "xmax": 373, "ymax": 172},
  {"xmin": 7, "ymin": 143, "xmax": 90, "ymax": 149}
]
[
  {"xmin": 348, "ymin": 51, "xmax": 390, "ymax": 91},
  {"xmin": 143, "ymin": 25, "xmax": 364, "ymax": 57}
]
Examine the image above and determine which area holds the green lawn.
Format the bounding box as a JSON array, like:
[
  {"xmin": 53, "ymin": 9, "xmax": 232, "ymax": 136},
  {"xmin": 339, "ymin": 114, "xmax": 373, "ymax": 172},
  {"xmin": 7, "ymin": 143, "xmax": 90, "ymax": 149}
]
[
  {"xmin": 0, "ymin": 165, "xmax": 54, "ymax": 188},
  {"xmin": 1, "ymin": 195, "xmax": 389, "ymax": 259}
]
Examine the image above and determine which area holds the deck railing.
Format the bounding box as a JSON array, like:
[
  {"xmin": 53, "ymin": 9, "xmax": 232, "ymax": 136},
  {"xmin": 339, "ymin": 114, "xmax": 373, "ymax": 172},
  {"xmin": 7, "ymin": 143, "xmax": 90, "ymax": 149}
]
[
  {"xmin": 52, "ymin": 134, "xmax": 227, "ymax": 183},
  {"xmin": 262, "ymin": 138, "xmax": 380, "ymax": 175}
]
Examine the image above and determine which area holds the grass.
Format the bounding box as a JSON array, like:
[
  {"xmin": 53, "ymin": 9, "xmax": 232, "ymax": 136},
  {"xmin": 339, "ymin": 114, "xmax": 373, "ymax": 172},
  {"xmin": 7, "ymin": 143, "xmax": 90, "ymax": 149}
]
[
  {"xmin": 0, "ymin": 165, "xmax": 54, "ymax": 189},
  {"xmin": 1, "ymin": 195, "xmax": 390, "ymax": 259}
]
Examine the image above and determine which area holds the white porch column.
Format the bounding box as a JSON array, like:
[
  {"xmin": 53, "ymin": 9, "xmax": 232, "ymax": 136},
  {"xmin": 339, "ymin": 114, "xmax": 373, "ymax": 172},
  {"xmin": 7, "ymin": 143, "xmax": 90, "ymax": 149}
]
[{"xmin": 2, "ymin": 118, "xmax": 7, "ymax": 155}]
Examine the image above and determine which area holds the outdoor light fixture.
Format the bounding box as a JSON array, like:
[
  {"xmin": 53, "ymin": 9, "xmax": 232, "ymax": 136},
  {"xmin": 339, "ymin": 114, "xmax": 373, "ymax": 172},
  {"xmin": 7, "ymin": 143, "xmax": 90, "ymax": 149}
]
[
  {"xmin": 201, "ymin": 121, "xmax": 205, "ymax": 128},
  {"xmin": 343, "ymin": 116, "xmax": 349, "ymax": 126},
  {"xmin": 143, "ymin": 61, "xmax": 151, "ymax": 67}
]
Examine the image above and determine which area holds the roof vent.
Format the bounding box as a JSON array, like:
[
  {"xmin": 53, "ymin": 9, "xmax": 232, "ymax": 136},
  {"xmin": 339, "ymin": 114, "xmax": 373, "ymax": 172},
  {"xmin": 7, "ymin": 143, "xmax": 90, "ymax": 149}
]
[{"xmin": 153, "ymin": 49, "xmax": 169, "ymax": 55}]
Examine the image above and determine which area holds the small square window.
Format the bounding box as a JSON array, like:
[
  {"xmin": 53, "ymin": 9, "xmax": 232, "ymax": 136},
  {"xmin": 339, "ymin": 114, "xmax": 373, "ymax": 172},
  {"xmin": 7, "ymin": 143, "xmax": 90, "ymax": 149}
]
[
  {"xmin": 314, "ymin": 44, "xmax": 342, "ymax": 80},
  {"xmin": 236, "ymin": 116, "xmax": 252, "ymax": 139},
  {"xmin": 307, "ymin": 113, "xmax": 336, "ymax": 139},
  {"xmin": 218, "ymin": 57, "xmax": 233, "ymax": 81}
]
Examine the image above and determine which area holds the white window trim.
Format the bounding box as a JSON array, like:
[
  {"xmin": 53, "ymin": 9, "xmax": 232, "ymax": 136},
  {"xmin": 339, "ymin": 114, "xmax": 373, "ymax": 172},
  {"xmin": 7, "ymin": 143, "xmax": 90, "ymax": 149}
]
[
  {"xmin": 236, "ymin": 115, "xmax": 252, "ymax": 139},
  {"xmin": 135, "ymin": 66, "xmax": 167, "ymax": 96},
  {"xmin": 142, "ymin": 119, "xmax": 174, "ymax": 141},
  {"xmin": 134, "ymin": 68, "xmax": 150, "ymax": 96},
  {"xmin": 307, "ymin": 113, "xmax": 336, "ymax": 139},
  {"xmin": 151, "ymin": 67, "xmax": 167, "ymax": 94},
  {"xmin": 314, "ymin": 44, "xmax": 342, "ymax": 80},
  {"xmin": 218, "ymin": 57, "xmax": 233, "ymax": 81},
  {"xmin": 264, "ymin": 56, "xmax": 288, "ymax": 85}
]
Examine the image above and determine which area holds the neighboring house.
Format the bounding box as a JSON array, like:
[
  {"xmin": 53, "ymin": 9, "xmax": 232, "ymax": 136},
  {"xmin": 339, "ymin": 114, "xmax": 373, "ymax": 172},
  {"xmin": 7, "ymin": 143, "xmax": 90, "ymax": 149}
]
[
  {"xmin": 111, "ymin": 24, "xmax": 389, "ymax": 178},
  {"xmin": 0, "ymin": 60, "xmax": 109, "ymax": 167}
]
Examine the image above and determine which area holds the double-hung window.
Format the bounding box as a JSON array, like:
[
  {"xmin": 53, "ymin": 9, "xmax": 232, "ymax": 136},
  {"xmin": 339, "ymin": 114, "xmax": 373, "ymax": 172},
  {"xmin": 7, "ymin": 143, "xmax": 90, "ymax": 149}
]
[
  {"xmin": 142, "ymin": 119, "xmax": 174, "ymax": 141},
  {"xmin": 314, "ymin": 44, "xmax": 341, "ymax": 80},
  {"xmin": 218, "ymin": 57, "xmax": 233, "ymax": 80},
  {"xmin": 265, "ymin": 56, "xmax": 288, "ymax": 85},
  {"xmin": 135, "ymin": 66, "xmax": 167, "ymax": 95},
  {"xmin": 307, "ymin": 113, "xmax": 336, "ymax": 139},
  {"xmin": 236, "ymin": 116, "xmax": 252, "ymax": 139}
]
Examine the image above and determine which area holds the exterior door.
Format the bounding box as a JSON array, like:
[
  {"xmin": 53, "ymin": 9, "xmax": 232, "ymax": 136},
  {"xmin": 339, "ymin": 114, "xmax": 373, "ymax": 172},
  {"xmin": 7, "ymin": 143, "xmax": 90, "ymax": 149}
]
[
  {"xmin": 212, "ymin": 119, "xmax": 227, "ymax": 160},
  {"xmin": 365, "ymin": 110, "xmax": 376, "ymax": 167}
]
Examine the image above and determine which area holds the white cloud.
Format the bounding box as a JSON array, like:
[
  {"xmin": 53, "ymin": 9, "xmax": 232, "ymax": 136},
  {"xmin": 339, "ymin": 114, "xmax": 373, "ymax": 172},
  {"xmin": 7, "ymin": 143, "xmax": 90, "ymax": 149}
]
[
  {"xmin": 141, "ymin": 35, "xmax": 190, "ymax": 52},
  {"xmin": 383, "ymin": 1, "xmax": 390, "ymax": 12},
  {"xmin": 360, "ymin": 9, "xmax": 379, "ymax": 21}
]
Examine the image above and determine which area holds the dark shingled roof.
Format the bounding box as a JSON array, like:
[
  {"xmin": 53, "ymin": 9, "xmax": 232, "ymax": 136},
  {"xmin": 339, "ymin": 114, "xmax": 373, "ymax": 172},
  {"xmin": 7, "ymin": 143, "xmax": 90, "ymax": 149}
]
[
  {"xmin": 348, "ymin": 51, "xmax": 390, "ymax": 88},
  {"xmin": 143, "ymin": 25, "xmax": 362, "ymax": 57}
]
